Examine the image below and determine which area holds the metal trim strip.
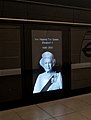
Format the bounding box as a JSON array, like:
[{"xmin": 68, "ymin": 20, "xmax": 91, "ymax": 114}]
[{"xmin": 0, "ymin": 17, "xmax": 91, "ymax": 26}]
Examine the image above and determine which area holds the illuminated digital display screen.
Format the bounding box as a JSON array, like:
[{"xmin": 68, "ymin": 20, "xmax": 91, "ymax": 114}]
[{"xmin": 32, "ymin": 30, "xmax": 63, "ymax": 93}]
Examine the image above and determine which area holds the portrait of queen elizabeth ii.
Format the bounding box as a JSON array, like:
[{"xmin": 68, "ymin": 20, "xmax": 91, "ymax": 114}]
[{"xmin": 33, "ymin": 51, "xmax": 62, "ymax": 93}]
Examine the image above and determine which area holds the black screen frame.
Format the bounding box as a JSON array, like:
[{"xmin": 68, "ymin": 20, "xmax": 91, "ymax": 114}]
[{"xmin": 24, "ymin": 22, "xmax": 71, "ymax": 104}]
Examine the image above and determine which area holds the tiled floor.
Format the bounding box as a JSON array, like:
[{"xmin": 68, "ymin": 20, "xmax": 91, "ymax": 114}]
[{"xmin": 0, "ymin": 93, "xmax": 91, "ymax": 120}]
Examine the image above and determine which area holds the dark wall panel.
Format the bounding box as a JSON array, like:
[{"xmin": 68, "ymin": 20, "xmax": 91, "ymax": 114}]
[
  {"xmin": 74, "ymin": 9, "xmax": 91, "ymax": 23},
  {"xmin": 0, "ymin": 1, "xmax": 3, "ymax": 17},
  {"xmin": 54, "ymin": 7, "xmax": 73, "ymax": 22},
  {"xmin": 0, "ymin": 24, "xmax": 22, "ymax": 103},
  {"xmin": 2, "ymin": 1, "xmax": 27, "ymax": 19},
  {"xmin": 0, "ymin": 25, "xmax": 21, "ymax": 69},
  {"xmin": 24, "ymin": 0, "xmax": 91, "ymax": 9},
  {"xmin": 0, "ymin": 76, "xmax": 22, "ymax": 102},
  {"xmin": 28, "ymin": 4, "xmax": 73, "ymax": 22},
  {"xmin": 0, "ymin": 1, "xmax": 91, "ymax": 25},
  {"xmin": 71, "ymin": 68, "xmax": 91, "ymax": 89}
]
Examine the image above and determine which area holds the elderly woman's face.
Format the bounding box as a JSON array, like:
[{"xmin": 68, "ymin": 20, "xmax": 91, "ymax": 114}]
[{"xmin": 43, "ymin": 57, "xmax": 53, "ymax": 72}]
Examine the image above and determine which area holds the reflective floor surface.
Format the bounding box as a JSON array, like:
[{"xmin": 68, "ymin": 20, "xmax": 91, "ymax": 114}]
[{"xmin": 0, "ymin": 93, "xmax": 91, "ymax": 120}]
